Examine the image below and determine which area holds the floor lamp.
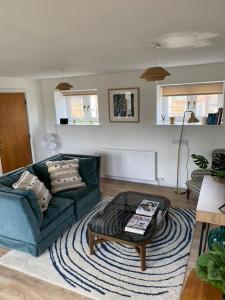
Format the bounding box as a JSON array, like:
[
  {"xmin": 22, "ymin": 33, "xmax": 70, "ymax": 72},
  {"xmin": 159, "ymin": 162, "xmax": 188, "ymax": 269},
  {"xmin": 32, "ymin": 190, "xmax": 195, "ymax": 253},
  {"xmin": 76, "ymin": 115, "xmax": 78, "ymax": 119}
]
[{"xmin": 175, "ymin": 110, "xmax": 199, "ymax": 194}]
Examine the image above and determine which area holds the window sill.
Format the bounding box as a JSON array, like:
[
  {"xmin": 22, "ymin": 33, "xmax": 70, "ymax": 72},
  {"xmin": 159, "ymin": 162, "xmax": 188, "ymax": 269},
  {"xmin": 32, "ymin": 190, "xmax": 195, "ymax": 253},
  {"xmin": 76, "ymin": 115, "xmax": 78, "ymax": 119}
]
[
  {"xmin": 56, "ymin": 122, "xmax": 102, "ymax": 126},
  {"xmin": 154, "ymin": 123, "xmax": 224, "ymax": 127}
]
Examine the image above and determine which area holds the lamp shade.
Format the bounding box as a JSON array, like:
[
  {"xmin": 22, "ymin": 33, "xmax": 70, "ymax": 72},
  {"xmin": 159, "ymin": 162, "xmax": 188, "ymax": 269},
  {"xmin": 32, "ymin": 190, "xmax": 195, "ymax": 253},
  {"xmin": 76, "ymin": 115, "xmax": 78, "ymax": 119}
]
[
  {"xmin": 55, "ymin": 82, "xmax": 73, "ymax": 91},
  {"xmin": 188, "ymin": 112, "xmax": 199, "ymax": 123},
  {"xmin": 140, "ymin": 67, "xmax": 170, "ymax": 81}
]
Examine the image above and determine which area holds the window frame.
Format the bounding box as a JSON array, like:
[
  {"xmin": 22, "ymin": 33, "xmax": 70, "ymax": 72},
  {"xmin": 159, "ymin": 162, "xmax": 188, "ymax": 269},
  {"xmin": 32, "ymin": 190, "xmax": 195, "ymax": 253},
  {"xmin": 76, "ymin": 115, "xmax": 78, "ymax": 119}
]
[
  {"xmin": 66, "ymin": 94, "xmax": 99, "ymax": 124},
  {"xmin": 156, "ymin": 81, "xmax": 225, "ymax": 125},
  {"xmin": 54, "ymin": 89, "xmax": 101, "ymax": 126}
]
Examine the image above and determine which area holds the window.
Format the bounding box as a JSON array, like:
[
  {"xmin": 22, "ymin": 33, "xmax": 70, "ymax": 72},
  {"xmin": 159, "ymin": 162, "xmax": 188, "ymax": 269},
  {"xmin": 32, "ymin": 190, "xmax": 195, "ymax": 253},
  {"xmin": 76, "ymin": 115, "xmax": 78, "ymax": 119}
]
[
  {"xmin": 157, "ymin": 82, "xmax": 224, "ymax": 125},
  {"xmin": 67, "ymin": 94, "xmax": 99, "ymax": 124},
  {"xmin": 54, "ymin": 90, "xmax": 100, "ymax": 125}
]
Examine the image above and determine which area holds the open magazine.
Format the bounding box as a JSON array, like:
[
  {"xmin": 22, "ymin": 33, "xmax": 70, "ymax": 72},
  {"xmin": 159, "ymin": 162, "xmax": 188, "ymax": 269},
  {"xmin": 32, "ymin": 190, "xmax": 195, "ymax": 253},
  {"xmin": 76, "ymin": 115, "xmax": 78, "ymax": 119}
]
[
  {"xmin": 136, "ymin": 199, "xmax": 159, "ymax": 217},
  {"xmin": 125, "ymin": 199, "xmax": 160, "ymax": 234}
]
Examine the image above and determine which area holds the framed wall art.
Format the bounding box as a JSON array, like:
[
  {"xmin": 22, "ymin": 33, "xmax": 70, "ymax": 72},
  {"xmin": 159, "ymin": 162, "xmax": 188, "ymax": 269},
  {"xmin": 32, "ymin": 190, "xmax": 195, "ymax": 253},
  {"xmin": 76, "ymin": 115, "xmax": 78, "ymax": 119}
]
[{"xmin": 108, "ymin": 87, "xmax": 139, "ymax": 122}]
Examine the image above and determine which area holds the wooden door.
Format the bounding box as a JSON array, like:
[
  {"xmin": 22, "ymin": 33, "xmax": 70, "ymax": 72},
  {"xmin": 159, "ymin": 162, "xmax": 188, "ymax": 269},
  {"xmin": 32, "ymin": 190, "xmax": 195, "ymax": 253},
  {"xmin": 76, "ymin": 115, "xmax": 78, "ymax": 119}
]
[{"xmin": 0, "ymin": 93, "xmax": 33, "ymax": 173}]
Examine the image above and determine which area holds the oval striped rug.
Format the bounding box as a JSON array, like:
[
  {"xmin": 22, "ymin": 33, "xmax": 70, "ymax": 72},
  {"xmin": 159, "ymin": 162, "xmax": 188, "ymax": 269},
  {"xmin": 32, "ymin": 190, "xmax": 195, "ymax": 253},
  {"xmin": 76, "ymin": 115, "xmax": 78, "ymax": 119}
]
[
  {"xmin": 0, "ymin": 197, "xmax": 196, "ymax": 300},
  {"xmin": 49, "ymin": 197, "xmax": 195, "ymax": 300}
]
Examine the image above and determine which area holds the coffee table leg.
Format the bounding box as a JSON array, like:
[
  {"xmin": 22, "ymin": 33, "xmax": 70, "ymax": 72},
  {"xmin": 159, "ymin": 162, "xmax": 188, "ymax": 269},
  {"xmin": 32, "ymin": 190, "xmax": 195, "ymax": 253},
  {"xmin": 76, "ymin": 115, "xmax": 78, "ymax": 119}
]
[
  {"xmin": 140, "ymin": 245, "xmax": 146, "ymax": 271},
  {"xmin": 88, "ymin": 226, "xmax": 94, "ymax": 255},
  {"xmin": 165, "ymin": 211, "xmax": 169, "ymax": 224}
]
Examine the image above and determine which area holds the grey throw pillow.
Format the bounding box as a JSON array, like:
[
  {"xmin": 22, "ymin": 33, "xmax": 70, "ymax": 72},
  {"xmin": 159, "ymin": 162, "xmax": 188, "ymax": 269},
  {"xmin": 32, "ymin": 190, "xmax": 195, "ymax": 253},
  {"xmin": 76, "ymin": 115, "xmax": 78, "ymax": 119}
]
[
  {"xmin": 12, "ymin": 170, "xmax": 52, "ymax": 212},
  {"xmin": 46, "ymin": 159, "xmax": 85, "ymax": 194}
]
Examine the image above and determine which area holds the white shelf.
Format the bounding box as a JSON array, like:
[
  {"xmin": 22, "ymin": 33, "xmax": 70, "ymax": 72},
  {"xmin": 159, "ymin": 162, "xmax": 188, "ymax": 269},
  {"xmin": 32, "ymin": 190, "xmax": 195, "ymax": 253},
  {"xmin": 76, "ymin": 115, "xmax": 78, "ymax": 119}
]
[
  {"xmin": 56, "ymin": 123, "xmax": 102, "ymax": 126},
  {"xmin": 154, "ymin": 123, "xmax": 224, "ymax": 127}
]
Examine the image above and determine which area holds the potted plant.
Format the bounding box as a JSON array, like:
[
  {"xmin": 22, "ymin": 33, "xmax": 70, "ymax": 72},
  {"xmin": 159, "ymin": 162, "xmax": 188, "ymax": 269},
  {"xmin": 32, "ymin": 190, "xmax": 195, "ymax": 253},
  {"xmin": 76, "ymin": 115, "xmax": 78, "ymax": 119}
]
[
  {"xmin": 196, "ymin": 243, "xmax": 225, "ymax": 299},
  {"xmin": 191, "ymin": 153, "xmax": 225, "ymax": 182},
  {"xmin": 211, "ymin": 153, "xmax": 225, "ymax": 182}
]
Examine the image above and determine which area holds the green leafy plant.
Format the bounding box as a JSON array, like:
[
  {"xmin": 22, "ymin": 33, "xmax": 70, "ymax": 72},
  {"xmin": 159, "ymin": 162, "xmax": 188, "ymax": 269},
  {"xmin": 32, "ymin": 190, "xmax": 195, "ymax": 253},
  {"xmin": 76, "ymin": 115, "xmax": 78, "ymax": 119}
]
[
  {"xmin": 212, "ymin": 153, "xmax": 225, "ymax": 171},
  {"xmin": 196, "ymin": 243, "xmax": 225, "ymax": 293},
  {"xmin": 212, "ymin": 170, "xmax": 225, "ymax": 179},
  {"xmin": 211, "ymin": 153, "xmax": 225, "ymax": 179},
  {"xmin": 191, "ymin": 152, "xmax": 225, "ymax": 179},
  {"xmin": 191, "ymin": 154, "xmax": 209, "ymax": 169}
]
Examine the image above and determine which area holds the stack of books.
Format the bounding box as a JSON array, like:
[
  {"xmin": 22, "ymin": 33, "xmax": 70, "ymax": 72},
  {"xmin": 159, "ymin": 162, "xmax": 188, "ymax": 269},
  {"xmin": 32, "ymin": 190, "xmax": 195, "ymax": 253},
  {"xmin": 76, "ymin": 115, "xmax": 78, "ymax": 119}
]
[
  {"xmin": 207, "ymin": 107, "xmax": 223, "ymax": 125},
  {"xmin": 125, "ymin": 199, "xmax": 159, "ymax": 235}
]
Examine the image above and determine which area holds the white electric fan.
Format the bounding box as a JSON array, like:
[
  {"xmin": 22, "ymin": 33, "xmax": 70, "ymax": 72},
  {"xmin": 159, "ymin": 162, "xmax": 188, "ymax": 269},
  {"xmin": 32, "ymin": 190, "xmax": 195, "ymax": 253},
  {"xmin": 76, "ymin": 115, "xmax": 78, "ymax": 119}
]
[{"xmin": 40, "ymin": 133, "xmax": 60, "ymax": 156}]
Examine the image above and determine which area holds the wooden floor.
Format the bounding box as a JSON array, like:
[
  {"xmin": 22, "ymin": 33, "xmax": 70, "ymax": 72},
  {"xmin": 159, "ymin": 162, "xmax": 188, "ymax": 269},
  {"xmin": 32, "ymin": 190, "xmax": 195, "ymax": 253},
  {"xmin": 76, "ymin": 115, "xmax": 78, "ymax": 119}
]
[{"xmin": 0, "ymin": 179, "xmax": 200, "ymax": 300}]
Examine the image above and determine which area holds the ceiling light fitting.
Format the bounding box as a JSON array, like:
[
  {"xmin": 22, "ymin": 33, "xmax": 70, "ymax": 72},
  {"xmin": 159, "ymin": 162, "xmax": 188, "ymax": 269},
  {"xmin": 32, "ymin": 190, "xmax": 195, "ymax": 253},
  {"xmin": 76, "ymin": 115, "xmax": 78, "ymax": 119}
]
[
  {"xmin": 140, "ymin": 67, "xmax": 170, "ymax": 82},
  {"xmin": 140, "ymin": 43, "xmax": 170, "ymax": 82},
  {"xmin": 55, "ymin": 70, "xmax": 73, "ymax": 91},
  {"xmin": 55, "ymin": 82, "xmax": 73, "ymax": 91}
]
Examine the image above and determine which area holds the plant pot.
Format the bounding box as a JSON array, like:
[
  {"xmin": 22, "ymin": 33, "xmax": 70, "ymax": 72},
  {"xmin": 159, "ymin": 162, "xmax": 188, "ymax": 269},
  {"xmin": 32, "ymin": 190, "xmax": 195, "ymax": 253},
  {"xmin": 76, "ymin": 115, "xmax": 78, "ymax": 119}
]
[{"xmin": 208, "ymin": 226, "xmax": 225, "ymax": 250}]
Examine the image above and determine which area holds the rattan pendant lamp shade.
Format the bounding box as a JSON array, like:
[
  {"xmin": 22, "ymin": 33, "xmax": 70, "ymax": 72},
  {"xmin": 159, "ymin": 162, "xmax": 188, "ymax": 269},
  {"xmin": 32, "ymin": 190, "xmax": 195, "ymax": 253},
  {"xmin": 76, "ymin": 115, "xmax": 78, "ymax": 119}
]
[
  {"xmin": 140, "ymin": 43, "xmax": 170, "ymax": 82},
  {"xmin": 140, "ymin": 67, "xmax": 170, "ymax": 81},
  {"xmin": 55, "ymin": 70, "xmax": 73, "ymax": 91},
  {"xmin": 55, "ymin": 82, "xmax": 73, "ymax": 91}
]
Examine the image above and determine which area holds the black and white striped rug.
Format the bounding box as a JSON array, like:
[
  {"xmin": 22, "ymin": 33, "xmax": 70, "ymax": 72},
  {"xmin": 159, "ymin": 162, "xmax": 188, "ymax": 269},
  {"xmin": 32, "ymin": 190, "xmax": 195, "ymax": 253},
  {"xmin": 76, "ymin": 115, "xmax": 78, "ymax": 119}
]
[{"xmin": 0, "ymin": 197, "xmax": 196, "ymax": 300}]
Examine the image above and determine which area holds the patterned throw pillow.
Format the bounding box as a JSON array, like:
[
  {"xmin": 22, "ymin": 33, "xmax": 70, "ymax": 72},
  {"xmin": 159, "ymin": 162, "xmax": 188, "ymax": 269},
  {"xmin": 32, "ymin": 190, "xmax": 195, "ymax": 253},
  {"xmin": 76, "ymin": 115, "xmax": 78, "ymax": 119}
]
[
  {"xmin": 46, "ymin": 159, "xmax": 86, "ymax": 194},
  {"xmin": 12, "ymin": 170, "xmax": 52, "ymax": 212}
]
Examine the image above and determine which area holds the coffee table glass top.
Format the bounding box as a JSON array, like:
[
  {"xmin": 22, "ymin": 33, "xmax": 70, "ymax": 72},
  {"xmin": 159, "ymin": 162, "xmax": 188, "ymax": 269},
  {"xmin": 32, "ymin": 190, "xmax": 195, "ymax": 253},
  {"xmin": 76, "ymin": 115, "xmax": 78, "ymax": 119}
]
[{"xmin": 89, "ymin": 191, "xmax": 171, "ymax": 244}]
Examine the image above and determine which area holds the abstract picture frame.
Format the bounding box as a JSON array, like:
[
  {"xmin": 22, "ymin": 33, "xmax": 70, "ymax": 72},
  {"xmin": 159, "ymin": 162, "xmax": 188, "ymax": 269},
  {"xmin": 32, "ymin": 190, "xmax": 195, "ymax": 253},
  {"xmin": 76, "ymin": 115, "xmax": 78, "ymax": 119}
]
[{"xmin": 108, "ymin": 87, "xmax": 140, "ymax": 122}]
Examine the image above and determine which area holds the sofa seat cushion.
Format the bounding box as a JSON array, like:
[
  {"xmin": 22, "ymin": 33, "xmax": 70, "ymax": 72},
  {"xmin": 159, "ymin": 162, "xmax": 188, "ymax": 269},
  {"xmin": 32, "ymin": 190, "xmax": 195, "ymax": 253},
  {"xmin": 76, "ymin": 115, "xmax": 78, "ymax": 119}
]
[
  {"xmin": 41, "ymin": 197, "xmax": 74, "ymax": 240},
  {"xmin": 54, "ymin": 185, "xmax": 100, "ymax": 220}
]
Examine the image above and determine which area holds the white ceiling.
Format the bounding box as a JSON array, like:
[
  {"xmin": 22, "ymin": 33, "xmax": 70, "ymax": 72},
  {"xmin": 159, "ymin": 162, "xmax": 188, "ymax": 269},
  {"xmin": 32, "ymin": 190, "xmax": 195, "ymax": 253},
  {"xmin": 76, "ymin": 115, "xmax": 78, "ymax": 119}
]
[{"xmin": 0, "ymin": 0, "xmax": 225, "ymax": 78}]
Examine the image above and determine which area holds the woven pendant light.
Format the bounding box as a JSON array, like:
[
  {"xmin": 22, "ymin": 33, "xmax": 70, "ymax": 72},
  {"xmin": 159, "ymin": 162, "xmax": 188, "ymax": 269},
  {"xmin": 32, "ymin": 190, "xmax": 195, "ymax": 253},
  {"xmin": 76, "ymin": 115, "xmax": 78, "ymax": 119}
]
[
  {"xmin": 140, "ymin": 43, "xmax": 170, "ymax": 82},
  {"xmin": 140, "ymin": 67, "xmax": 170, "ymax": 81},
  {"xmin": 55, "ymin": 82, "xmax": 73, "ymax": 91},
  {"xmin": 55, "ymin": 70, "xmax": 73, "ymax": 91}
]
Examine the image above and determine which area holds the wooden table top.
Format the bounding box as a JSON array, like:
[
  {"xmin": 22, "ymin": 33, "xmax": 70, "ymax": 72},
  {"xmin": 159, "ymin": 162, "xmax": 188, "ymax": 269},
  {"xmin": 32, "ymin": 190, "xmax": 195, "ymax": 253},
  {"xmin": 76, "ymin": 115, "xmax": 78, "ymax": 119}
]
[
  {"xmin": 196, "ymin": 176, "xmax": 225, "ymax": 226},
  {"xmin": 181, "ymin": 269, "xmax": 222, "ymax": 300}
]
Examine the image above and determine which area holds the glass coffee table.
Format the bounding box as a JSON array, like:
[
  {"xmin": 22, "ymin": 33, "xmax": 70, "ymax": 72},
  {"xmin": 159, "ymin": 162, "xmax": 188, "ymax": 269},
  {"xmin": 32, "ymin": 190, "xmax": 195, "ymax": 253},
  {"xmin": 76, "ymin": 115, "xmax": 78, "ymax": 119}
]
[{"xmin": 88, "ymin": 191, "xmax": 171, "ymax": 271}]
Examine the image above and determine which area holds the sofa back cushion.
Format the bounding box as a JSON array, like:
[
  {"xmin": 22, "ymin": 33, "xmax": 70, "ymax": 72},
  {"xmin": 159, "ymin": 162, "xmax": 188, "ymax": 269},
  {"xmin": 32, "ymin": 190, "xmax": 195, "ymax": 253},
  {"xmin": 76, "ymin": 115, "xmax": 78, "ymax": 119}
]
[
  {"xmin": 32, "ymin": 155, "xmax": 63, "ymax": 190},
  {"xmin": 0, "ymin": 166, "xmax": 35, "ymax": 187},
  {"xmin": 12, "ymin": 170, "xmax": 52, "ymax": 212},
  {"xmin": 46, "ymin": 159, "xmax": 86, "ymax": 193},
  {"xmin": 62, "ymin": 156, "xmax": 98, "ymax": 185}
]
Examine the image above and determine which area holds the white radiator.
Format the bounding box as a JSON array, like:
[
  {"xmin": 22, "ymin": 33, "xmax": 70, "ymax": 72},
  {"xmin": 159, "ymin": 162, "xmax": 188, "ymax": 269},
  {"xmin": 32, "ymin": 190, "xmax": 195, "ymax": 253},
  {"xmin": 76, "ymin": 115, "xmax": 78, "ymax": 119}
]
[{"xmin": 102, "ymin": 148, "xmax": 156, "ymax": 183}]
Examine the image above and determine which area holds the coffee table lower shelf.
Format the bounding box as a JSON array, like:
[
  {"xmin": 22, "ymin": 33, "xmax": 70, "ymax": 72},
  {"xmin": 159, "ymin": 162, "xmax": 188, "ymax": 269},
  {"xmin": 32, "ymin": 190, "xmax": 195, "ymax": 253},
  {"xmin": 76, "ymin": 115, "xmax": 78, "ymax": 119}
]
[{"xmin": 88, "ymin": 225, "xmax": 148, "ymax": 271}]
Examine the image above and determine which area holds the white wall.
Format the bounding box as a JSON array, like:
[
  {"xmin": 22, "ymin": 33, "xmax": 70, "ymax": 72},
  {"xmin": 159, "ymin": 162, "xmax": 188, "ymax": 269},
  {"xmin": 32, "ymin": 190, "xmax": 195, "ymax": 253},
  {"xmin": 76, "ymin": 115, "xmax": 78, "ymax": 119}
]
[
  {"xmin": 40, "ymin": 62, "xmax": 225, "ymax": 187},
  {"xmin": 0, "ymin": 77, "xmax": 46, "ymax": 161}
]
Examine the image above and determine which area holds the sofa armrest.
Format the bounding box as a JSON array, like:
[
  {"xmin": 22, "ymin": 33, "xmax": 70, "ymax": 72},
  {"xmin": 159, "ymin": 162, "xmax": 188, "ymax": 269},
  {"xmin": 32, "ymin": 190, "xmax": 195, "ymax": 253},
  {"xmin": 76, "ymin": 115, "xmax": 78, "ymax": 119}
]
[
  {"xmin": 191, "ymin": 169, "xmax": 212, "ymax": 181},
  {"xmin": 0, "ymin": 192, "xmax": 41, "ymax": 244},
  {"xmin": 0, "ymin": 185, "xmax": 43, "ymax": 227}
]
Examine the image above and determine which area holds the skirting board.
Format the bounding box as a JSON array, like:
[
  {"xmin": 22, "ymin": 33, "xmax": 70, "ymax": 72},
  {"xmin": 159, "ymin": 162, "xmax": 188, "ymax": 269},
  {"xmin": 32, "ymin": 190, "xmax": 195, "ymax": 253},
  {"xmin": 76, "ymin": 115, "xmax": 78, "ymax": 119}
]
[
  {"xmin": 102, "ymin": 174, "xmax": 156, "ymax": 184},
  {"xmin": 101, "ymin": 176, "xmax": 187, "ymax": 189}
]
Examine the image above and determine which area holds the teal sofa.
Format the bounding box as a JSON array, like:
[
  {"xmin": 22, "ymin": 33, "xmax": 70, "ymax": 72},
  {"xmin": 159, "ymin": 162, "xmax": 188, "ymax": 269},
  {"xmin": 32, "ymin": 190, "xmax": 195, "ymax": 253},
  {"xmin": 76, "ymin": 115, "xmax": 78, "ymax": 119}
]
[{"xmin": 0, "ymin": 153, "xmax": 101, "ymax": 256}]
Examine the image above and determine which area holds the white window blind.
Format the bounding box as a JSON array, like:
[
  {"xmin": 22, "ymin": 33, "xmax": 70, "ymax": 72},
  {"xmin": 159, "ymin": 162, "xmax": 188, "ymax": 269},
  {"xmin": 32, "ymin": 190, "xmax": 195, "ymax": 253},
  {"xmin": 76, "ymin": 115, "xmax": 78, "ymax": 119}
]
[{"xmin": 162, "ymin": 83, "xmax": 224, "ymax": 96}]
